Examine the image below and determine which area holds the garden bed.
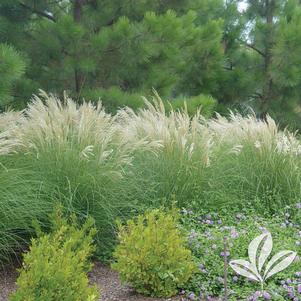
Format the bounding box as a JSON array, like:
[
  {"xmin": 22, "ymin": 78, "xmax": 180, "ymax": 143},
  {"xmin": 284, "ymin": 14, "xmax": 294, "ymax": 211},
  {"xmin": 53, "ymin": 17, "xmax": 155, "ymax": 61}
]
[{"xmin": 0, "ymin": 263, "xmax": 188, "ymax": 301}]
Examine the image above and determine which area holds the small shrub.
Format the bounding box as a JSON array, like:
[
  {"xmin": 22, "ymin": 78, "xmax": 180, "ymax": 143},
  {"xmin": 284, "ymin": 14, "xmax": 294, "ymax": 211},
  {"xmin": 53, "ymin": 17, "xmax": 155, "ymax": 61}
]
[
  {"xmin": 167, "ymin": 94, "xmax": 217, "ymax": 117},
  {"xmin": 112, "ymin": 208, "xmax": 196, "ymax": 297},
  {"xmin": 10, "ymin": 210, "xmax": 99, "ymax": 301}
]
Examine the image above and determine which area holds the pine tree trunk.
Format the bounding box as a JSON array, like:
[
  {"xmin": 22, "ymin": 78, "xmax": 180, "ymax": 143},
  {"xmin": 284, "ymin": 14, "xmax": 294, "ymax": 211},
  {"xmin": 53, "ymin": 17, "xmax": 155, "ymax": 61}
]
[
  {"xmin": 261, "ymin": 0, "xmax": 275, "ymax": 118},
  {"xmin": 73, "ymin": 0, "xmax": 85, "ymax": 96}
]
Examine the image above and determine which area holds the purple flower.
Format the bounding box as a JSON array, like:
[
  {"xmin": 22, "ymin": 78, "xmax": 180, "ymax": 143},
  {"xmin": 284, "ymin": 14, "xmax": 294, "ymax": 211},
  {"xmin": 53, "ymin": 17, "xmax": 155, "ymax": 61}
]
[
  {"xmin": 295, "ymin": 272, "xmax": 301, "ymax": 277},
  {"xmin": 298, "ymin": 284, "xmax": 301, "ymax": 293},
  {"xmin": 287, "ymin": 286, "xmax": 295, "ymax": 298},
  {"xmin": 230, "ymin": 228, "xmax": 239, "ymax": 238},
  {"xmin": 220, "ymin": 251, "xmax": 230, "ymax": 257},
  {"xmin": 189, "ymin": 230, "xmax": 197, "ymax": 239},
  {"xmin": 232, "ymin": 276, "xmax": 238, "ymax": 282},
  {"xmin": 188, "ymin": 292, "xmax": 195, "ymax": 300},
  {"xmin": 259, "ymin": 226, "xmax": 268, "ymax": 233},
  {"xmin": 296, "ymin": 203, "xmax": 301, "ymax": 209},
  {"xmin": 263, "ymin": 291, "xmax": 271, "ymax": 300}
]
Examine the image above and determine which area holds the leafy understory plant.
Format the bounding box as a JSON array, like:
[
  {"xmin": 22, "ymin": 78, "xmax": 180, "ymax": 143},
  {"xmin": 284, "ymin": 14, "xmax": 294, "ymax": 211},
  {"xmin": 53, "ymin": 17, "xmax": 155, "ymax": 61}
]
[
  {"xmin": 9, "ymin": 209, "xmax": 99, "ymax": 301},
  {"xmin": 181, "ymin": 209, "xmax": 301, "ymax": 300},
  {"xmin": 230, "ymin": 231, "xmax": 297, "ymax": 292}
]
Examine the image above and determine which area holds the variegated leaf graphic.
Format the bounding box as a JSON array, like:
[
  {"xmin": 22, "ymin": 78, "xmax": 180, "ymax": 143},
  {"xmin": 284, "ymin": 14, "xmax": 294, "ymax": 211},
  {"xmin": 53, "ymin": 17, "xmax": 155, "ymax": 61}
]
[
  {"xmin": 263, "ymin": 250, "xmax": 297, "ymax": 281},
  {"xmin": 248, "ymin": 232, "xmax": 271, "ymax": 275},
  {"xmin": 258, "ymin": 232, "xmax": 272, "ymax": 272},
  {"xmin": 229, "ymin": 259, "xmax": 262, "ymax": 282}
]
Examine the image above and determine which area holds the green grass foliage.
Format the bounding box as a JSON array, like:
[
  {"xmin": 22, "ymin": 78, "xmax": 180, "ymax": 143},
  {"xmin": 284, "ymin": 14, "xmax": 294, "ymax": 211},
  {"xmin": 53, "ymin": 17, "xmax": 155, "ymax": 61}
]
[{"xmin": 0, "ymin": 91, "xmax": 300, "ymax": 261}]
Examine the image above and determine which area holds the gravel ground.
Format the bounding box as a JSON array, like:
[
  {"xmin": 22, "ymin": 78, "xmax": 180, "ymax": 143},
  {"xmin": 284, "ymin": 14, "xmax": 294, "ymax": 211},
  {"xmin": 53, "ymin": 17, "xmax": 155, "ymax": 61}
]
[
  {"xmin": 0, "ymin": 262, "xmax": 187, "ymax": 301},
  {"xmin": 0, "ymin": 266, "xmax": 17, "ymax": 301}
]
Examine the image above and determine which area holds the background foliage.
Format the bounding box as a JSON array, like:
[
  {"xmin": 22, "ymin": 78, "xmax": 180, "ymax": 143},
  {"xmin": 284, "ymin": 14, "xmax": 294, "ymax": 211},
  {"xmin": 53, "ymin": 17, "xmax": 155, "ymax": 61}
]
[{"xmin": 1, "ymin": 0, "xmax": 301, "ymax": 128}]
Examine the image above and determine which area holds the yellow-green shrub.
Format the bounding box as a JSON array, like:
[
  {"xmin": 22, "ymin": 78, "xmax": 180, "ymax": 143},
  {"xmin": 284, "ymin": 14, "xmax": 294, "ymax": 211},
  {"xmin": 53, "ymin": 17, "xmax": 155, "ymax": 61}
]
[
  {"xmin": 112, "ymin": 209, "xmax": 196, "ymax": 297},
  {"xmin": 10, "ymin": 210, "xmax": 99, "ymax": 301}
]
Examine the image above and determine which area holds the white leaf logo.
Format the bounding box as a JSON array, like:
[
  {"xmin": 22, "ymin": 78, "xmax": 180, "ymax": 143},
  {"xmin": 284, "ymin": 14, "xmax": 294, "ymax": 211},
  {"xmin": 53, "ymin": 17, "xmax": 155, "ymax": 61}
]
[
  {"xmin": 229, "ymin": 231, "xmax": 297, "ymax": 288},
  {"xmin": 264, "ymin": 250, "xmax": 297, "ymax": 280},
  {"xmin": 229, "ymin": 259, "xmax": 261, "ymax": 282}
]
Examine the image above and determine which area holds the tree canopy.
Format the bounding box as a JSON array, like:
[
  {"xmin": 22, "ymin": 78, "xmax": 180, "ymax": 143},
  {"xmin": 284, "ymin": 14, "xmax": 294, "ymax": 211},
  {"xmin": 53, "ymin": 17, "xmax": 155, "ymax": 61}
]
[{"xmin": 0, "ymin": 0, "xmax": 300, "ymax": 128}]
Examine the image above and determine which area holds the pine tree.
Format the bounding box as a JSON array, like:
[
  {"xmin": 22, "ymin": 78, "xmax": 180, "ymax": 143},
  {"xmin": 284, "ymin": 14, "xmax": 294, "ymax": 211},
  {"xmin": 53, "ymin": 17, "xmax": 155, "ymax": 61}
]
[
  {"xmin": 0, "ymin": 44, "xmax": 26, "ymax": 107},
  {"xmin": 1, "ymin": 0, "xmax": 301, "ymax": 128},
  {"xmin": 0, "ymin": 0, "xmax": 222, "ymax": 113},
  {"xmin": 238, "ymin": 0, "xmax": 301, "ymax": 126}
]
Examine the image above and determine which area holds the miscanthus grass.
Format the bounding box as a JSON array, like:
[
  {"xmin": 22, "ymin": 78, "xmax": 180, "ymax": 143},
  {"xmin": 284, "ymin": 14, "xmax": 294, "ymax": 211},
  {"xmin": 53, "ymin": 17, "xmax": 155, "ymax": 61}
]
[
  {"xmin": 0, "ymin": 91, "xmax": 300, "ymax": 262},
  {"xmin": 119, "ymin": 95, "xmax": 301, "ymax": 210},
  {"xmin": 0, "ymin": 91, "xmax": 157, "ymax": 260}
]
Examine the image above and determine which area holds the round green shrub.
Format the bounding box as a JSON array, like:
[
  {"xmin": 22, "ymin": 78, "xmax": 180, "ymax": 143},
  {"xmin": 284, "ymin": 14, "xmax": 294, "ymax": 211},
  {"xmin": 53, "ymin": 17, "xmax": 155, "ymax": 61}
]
[
  {"xmin": 9, "ymin": 210, "xmax": 99, "ymax": 301},
  {"xmin": 112, "ymin": 209, "xmax": 197, "ymax": 297}
]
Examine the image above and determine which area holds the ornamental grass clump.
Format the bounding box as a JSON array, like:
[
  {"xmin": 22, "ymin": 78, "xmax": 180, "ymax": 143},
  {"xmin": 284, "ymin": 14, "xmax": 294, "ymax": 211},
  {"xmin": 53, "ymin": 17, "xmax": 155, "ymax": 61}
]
[
  {"xmin": 112, "ymin": 209, "xmax": 196, "ymax": 297},
  {"xmin": 117, "ymin": 95, "xmax": 212, "ymax": 208},
  {"xmin": 0, "ymin": 91, "xmax": 157, "ymax": 258},
  {"xmin": 119, "ymin": 95, "xmax": 301, "ymax": 210},
  {"xmin": 0, "ymin": 91, "xmax": 300, "ymax": 262},
  {"xmin": 10, "ymin": 209, "xmax": 99, "ymax": 301},
  {"xmin": 202, "ymin": 112, "xmax": 301, "ymax": 210}
]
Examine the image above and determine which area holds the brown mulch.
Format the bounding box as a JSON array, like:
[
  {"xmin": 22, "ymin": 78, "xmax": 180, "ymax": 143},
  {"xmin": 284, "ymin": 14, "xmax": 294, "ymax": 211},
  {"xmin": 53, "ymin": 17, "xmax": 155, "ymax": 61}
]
[
  {"xmin": 0, "ymin": 262, "xmax": 187, "ymax": 301},
  {"xmin": 0, "ymin": 266, "xmax": 18, "ymax": 301}
]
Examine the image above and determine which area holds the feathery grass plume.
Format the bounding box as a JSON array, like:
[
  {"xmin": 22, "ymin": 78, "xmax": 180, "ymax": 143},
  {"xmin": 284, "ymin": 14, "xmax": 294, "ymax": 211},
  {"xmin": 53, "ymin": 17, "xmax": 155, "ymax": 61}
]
[
  {"xmin": 0, "ymin": 91, "xmax": 158, "ymax": 259},
  {"xmin": 205, "ymin": 111, "xmax": 301, "ymax": 155},
  {"xmin": 205, "ymin": 112, "xmax": 277, "ymax": 149},
  {"xmin": 201, "ymin": 112, "xmax": 301, "ymax": 210},
  {"xmin": 0, "ymin": 111, "xmax": 24, "ymax": 155},
  {"xmin": 0, "ymin": 111, "xmax": 23, "ymax": 133},
  {"xmin": 0, "ymin": 91, "xmax": 300, "ymax": 262},
  {"xmin": 118, "ymin": 93, "xmax": 212, "ymax": 163},
  {"xmin": 117, "ymin": 93, "xmax": 213, "ymax": 208},
  {"xmin": 119, "ymin": 99, "xmax": 301, "ymax": 210}
]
